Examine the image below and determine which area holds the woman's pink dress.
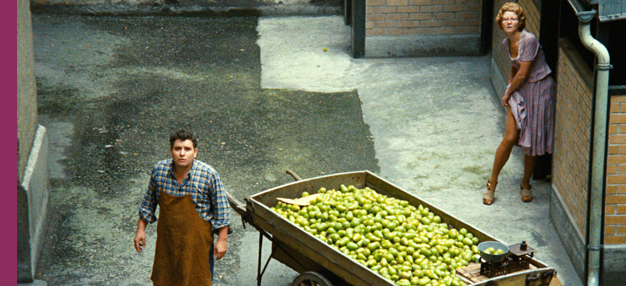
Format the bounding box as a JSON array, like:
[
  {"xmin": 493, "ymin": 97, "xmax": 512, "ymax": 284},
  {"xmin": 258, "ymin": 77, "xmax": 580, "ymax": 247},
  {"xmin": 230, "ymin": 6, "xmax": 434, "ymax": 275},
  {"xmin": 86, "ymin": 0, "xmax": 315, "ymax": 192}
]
[{"xmin": 503, "ymin": 30, "xmax": 556, "ymax": 156}]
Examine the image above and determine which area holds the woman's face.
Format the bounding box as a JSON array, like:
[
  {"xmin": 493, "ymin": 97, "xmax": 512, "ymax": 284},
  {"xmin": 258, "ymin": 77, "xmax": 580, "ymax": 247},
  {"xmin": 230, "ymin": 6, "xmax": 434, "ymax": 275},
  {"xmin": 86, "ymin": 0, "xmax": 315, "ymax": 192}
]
[{"xmin": 501, "ymin": 11, "xmax": 521, "ymax": 33}]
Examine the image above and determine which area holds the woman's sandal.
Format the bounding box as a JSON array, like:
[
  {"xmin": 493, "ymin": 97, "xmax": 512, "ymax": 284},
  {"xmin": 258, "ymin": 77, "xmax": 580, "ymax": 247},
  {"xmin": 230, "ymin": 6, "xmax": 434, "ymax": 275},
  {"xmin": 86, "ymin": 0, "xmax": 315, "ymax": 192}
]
[
  {"xmin": 521, "ymin": 185, "xmax": 533, "ymax": 202},
  {"xmin": 483, "ymin": 180, "xmax": 496, "ymax": 205}
]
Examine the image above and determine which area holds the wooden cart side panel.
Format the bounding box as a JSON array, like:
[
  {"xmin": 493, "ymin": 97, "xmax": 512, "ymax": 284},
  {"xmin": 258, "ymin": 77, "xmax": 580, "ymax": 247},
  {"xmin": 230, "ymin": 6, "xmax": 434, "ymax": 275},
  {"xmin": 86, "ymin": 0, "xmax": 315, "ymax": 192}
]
[
  {"xmin": 269, "ymin": 239, "xmax": 321, "ymax": 274},
  {"xmin": 271, "ymin": 240, "xmax": 344, "ymax": 283},
  {"xmin": 247, "ymin": 202, "xmax": 395, "ymax": 286}
]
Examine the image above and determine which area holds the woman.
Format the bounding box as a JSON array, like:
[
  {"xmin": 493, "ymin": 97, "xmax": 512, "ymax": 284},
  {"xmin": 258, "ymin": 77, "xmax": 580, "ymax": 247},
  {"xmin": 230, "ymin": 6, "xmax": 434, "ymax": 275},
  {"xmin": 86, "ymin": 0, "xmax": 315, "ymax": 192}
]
[{"xmin": 483, "ymin": 2, "xmax": 556, "ymax": 205}]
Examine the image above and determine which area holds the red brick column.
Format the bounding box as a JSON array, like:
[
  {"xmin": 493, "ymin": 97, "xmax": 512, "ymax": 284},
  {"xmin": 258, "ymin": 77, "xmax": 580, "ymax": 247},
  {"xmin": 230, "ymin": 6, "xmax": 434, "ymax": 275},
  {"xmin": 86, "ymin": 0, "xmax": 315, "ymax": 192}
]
[{"xmin": 606, "ymin": 95, "xmax": 626, "ymax": 244}]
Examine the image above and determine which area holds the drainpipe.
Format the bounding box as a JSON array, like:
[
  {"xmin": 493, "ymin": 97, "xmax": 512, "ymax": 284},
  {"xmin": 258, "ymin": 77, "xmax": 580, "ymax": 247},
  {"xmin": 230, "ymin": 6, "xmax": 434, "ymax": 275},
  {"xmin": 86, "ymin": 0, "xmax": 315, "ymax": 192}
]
[{"xmin": 567, "ymin": 1, "xmax": 612, "ymax": 286}]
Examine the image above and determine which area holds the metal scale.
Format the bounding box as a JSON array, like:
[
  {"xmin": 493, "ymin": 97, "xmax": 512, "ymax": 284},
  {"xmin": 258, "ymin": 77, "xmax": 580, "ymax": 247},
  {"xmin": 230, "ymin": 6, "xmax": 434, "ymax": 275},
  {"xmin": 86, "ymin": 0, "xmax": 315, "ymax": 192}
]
[{"xmin": 480, "ymin": 241, "xmax": 537, "ymax": 278}]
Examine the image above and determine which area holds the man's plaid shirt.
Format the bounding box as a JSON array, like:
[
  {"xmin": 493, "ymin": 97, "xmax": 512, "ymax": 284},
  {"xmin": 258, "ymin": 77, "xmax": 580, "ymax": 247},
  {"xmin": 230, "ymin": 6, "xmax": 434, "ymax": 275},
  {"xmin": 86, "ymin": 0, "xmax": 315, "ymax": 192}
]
[{"xmin": 138, "ymin": 159, "xmax": 230, "ymax": 231}]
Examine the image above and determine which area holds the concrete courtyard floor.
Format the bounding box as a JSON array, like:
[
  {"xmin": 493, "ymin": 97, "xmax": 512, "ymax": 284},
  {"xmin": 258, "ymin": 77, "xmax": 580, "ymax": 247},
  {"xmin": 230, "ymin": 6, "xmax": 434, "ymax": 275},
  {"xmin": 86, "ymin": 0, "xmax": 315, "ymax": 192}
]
[{"xmin": 31, "ymin": 12, "xmax": 583, "ymax": 286}]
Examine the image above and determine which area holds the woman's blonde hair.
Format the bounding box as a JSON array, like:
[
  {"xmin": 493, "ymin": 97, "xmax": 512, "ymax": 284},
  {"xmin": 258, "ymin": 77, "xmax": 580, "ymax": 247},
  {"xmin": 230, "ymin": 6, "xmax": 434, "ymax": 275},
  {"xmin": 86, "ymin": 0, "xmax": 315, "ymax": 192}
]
[{"xmin": 496, "ymin": 2, "xmax": 526, "ymax": 31}]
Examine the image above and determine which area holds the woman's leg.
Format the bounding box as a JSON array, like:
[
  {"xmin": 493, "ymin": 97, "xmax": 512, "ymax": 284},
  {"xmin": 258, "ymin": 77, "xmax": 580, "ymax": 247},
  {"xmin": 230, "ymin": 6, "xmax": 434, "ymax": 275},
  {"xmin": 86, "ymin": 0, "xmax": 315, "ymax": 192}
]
[
  {"xmin": 520, "ymin": 155, "xmax": 537, "ymax": 202},
  {"xmin": 489, "ymin": 108, "xmax": 520, "ymax": 190},
  {"xmin": 521, "ymin": 155, "xmax": 537, "ymax": 189}
]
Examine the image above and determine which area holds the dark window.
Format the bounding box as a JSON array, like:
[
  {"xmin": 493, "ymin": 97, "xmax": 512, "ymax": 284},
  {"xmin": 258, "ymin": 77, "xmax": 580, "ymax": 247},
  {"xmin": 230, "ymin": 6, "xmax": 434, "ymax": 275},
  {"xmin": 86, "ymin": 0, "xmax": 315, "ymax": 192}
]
[
  {"xmin": 559, "ymin": 0, "xmax": 596, "ymax": 71},
  {"xmin": 607, "ymin": 20, "xmax": 626, "ymax": 85}
]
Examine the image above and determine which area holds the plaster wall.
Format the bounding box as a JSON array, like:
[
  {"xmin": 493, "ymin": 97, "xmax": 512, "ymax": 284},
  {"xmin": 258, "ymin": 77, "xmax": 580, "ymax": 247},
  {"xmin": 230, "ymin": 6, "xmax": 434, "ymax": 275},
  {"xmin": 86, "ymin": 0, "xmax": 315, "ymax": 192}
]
[
  {"xmin": 19, "ymin": 0, "xmax": 39, "ymax": 181},
  {"xmin": 18, "ymin": 0, "xmax": 50, "ymax": 282},
  {"xmin": 19, "ymin": 127, "xmax": 51, "ymax": 282}
]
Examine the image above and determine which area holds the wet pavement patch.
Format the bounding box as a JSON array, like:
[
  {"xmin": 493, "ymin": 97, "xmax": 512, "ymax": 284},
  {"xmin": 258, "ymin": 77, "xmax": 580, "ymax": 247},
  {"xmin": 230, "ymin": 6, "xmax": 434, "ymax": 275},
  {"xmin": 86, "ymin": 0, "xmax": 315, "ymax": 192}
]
[{"xmin": 33, "ymin": 14, "xmax": 378, "ymax": 285}]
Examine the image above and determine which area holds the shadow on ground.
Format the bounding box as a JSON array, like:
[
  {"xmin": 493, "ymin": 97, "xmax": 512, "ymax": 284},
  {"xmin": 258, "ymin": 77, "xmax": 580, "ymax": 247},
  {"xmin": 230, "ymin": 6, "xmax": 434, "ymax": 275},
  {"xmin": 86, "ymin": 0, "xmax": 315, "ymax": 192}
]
[{"xmin": 34, "ymin": 14, "xmax": 377, "ymax": 285}]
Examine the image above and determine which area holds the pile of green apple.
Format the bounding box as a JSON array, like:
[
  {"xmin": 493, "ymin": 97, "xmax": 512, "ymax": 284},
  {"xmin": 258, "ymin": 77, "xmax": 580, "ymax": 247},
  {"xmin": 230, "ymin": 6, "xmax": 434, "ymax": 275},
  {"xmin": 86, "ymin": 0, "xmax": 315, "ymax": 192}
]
[{"xmin": 271, "ymin": 185, "xmax": 481, "ymax": 286}]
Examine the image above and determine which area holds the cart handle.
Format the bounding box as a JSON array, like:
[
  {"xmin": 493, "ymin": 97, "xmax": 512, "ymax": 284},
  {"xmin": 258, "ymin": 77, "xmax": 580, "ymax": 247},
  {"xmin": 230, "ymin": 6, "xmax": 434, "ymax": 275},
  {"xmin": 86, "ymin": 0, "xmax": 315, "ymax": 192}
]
[
  {"xmin": 226, "ymin": 191, "xmax": 247, "ymax": 218},
  {"xmin": 226, "ymin": 169, "xmax": 301, "ymax": 223},
  {"xmin": 285, "ymin": 169, "xmax": 302, "ymax": 181}
]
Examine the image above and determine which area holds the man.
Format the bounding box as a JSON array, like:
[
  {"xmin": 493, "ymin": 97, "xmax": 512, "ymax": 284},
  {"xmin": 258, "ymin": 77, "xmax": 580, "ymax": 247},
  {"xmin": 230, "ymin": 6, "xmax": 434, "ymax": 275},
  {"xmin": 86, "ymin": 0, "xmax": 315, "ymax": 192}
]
[{"xmin": 134, "ymin": 129, "xmax": 230, "ymax": 285}]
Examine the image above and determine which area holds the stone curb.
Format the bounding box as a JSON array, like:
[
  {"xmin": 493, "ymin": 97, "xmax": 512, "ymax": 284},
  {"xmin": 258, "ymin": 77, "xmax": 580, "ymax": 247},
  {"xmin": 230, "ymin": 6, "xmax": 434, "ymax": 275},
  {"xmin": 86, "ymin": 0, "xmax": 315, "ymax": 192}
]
[{"xmin": 17, "ymin": 279, "xmax": 48, "ymax": 286}]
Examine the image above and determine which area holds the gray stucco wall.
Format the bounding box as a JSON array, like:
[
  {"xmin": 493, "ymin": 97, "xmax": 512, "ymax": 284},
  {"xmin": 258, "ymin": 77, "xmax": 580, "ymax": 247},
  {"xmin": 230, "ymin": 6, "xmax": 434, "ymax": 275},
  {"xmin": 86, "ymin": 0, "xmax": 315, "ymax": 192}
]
[
  {"xmin": 489, "ymin": 56, "xmax": 507, "ymax": 105},
  {"xmin": 17, "ymin": 183, "xmax": 32, "ymax": 282},
  {"xmin": 550, "ymin": 186, "xmax": 586, "ymax": 282},
  {"xmin": 18, "ymin": 0, "xmax": 38, "ymax": 181},
  {"xmin": 19, "ymin": 127, "xmax": 50, "ymax": 282},
  {"xmin": 18, "ymin": 0, "xmax": 50, "ymax": 283}
]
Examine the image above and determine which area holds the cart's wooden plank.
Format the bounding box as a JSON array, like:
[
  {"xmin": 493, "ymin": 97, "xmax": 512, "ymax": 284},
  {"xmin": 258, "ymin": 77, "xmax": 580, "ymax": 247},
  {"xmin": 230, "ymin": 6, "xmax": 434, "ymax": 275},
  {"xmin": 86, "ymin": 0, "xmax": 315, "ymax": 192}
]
[
  {"xmin": 550, "ymin": 276, "xmax": 563, "ymax": 286},
  {"xmin": 276, "ymin": 193, "xmax": 321, "ymax": 206},
  {"xmin": 456, "ymin": 263, "xmax": 486, "ymax": 283}
]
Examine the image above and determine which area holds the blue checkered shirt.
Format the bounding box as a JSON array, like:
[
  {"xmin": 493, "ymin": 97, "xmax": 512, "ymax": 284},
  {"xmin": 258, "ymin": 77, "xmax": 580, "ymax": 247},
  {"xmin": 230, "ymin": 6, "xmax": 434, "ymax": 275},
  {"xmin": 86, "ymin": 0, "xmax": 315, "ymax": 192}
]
[{"xmin": 138, "ymin": 159, "xmax": 231, "ymax": 231}]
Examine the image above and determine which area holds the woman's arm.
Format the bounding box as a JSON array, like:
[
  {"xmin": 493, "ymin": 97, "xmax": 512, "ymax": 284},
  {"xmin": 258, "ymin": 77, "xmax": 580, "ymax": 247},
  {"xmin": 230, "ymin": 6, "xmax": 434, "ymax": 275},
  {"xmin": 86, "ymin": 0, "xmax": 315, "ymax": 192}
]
[
  {"xmin": 502, "ymin": 61, "xmax": 532, "ymax": 107},
  {"xmin": 508, "ymin": 61, "xmax": 532, "ymax": 93},
  {"xmin": 508, "ymin": 65, "xmax": 518, "ymax": 85}
]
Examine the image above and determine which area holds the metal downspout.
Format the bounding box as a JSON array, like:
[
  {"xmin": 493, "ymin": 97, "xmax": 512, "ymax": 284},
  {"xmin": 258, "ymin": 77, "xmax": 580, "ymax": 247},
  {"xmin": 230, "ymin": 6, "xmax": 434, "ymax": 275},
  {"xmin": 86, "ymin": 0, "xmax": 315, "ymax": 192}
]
[{"xmin": 567, "ymin": 1, "xmax": 612, "ymax": 285}]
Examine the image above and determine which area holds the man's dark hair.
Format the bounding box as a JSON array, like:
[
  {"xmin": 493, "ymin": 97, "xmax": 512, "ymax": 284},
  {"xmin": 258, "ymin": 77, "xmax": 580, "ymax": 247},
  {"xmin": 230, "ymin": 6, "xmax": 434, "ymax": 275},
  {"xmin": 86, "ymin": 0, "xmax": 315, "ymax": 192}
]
[{"xmin": 169, "ymin": 129, "xmax": 198, "ymax": 149}]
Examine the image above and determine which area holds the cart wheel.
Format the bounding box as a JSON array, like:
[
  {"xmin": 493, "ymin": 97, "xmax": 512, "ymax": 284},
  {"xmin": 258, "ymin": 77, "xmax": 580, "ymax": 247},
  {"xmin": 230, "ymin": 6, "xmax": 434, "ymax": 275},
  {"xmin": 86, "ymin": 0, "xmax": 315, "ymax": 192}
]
[{"xmin": 291, "ymin": 271, "xmax": 334, "ymax": 286}]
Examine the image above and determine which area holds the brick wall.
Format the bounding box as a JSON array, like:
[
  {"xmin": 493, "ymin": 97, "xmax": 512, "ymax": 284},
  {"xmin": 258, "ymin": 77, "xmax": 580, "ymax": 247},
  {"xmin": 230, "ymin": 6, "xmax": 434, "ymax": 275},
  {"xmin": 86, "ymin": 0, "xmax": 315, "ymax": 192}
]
[
  {"xmin": 364, "ymin": 0, "xmax": 483, "ymax": 57},
  {"xmin": 365, "ymin": 0, "xmax": 482, "ymax": 36},
  {"xmin": 518, "ymin": 0, "xmax": 539, "ymax": 36},
  {"xmin": 606, "ymin": 94, "xmax": 626, "ymax": 245},
  {"xmin": 553, "ymin": 38, "xmax": 593, "ymax": 238}
]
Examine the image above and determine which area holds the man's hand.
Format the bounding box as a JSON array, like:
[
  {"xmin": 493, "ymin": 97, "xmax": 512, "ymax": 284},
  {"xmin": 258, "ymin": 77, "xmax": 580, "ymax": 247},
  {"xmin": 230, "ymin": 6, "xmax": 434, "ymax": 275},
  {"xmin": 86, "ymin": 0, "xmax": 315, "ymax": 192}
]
[
  {"xmin": 134, "ymin": 219, "xmax": 148, "ymax": 253},
  {"xmin": 215, "ymin": 239, "xmax": 227, "ymax": 260},
  {"xmin": 134, "ymin": 230, "xmax": 146, "ymax": 252},
  {"xmin": 214, "ymin": 226, "xmax": 229, "ymax": 260}
]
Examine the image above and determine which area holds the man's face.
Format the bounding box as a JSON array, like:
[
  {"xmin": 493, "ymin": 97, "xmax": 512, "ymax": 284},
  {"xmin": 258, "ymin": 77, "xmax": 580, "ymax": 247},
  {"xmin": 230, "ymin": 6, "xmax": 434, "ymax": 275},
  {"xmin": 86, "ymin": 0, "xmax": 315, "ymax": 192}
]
[{"xmin": 170, "ymin": 139, "xmax": 197, "ymax": 170}]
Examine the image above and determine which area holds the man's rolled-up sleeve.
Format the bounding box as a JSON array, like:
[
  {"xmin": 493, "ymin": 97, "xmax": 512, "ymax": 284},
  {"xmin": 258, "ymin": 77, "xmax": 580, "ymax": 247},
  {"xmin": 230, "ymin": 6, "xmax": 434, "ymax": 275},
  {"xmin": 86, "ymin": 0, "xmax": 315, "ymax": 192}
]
[
  {"xmin": 138, "ymin": 170, "xmax": 159, "ymax": 223},
  {"xmin": 209, "ymin": 172, "xmax": 231, "ymax": 232}
]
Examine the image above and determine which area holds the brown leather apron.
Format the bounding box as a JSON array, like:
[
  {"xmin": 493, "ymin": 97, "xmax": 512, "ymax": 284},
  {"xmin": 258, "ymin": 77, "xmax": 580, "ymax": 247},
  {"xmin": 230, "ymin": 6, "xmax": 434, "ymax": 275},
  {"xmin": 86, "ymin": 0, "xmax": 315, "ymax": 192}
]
[{"xmin": 151, "ymin": 190, "xmax": 213, "ymax": 286}]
